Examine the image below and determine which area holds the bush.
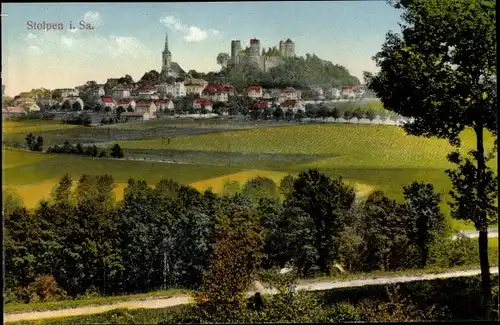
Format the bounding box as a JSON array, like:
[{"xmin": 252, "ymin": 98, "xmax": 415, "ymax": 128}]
[
  {"xmin": 427, "ymin": 237, "xmax": 479, "ymax": 268},
  {"xmin": 26, "ymin": 274, "xmax": 67, "ymax": 303}
]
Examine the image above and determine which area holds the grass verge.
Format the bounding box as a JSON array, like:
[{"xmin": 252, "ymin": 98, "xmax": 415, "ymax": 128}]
[{"xmin": 4, "ymin": 288, "xmax": 191, "ymax": 314}]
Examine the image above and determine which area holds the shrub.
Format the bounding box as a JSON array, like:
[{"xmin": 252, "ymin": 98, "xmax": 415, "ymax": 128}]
[
  {"xmin": 427, "ymin": 237, "xmax": 479, "ymax": 268},
  {"xmin": 26, "ymin": 274, "xmax": 67, "ymax": 303}
]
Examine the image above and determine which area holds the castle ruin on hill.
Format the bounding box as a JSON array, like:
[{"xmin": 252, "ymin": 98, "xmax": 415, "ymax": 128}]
[{"xmin": 230, "ymin": 38, "xmax": 296, "ymax": 72}]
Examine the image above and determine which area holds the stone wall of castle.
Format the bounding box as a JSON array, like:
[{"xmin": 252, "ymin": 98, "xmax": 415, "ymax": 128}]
[{"xmin": 230, "ymin": 38, "xmax": 294, "ymax": 71}]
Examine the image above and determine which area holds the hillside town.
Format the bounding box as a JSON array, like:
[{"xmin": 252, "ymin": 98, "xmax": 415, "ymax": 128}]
[{"xmin": 2, "ymin": 33, "xmax": 366, "ymax": 121}]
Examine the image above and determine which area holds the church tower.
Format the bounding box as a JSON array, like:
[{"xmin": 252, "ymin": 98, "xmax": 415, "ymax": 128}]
[{"xmin": 161, "ymin": 32, "xmax": 172, "ymax": 75}]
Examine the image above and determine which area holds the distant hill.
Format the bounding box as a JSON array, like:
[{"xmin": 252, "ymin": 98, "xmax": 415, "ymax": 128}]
[{"xmin": 218, "ymin": 53, "xmax": 360, "ymax": 91}]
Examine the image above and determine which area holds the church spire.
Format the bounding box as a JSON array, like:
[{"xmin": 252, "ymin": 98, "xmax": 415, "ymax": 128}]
[{"xmin": 163, "ymin": 32, "xmax": 171, "ymax": 55}]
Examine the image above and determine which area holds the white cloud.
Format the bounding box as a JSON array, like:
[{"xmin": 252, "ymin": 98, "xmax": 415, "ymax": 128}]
[
  {"xmin": 160, "ymin": 15, "xmax": 218, "ymax": 42},
  {"xmin": 60, "ymin": 35, "xmax": 74, "ymax": 48},
  {"xmin": 82, "ymin": 11, "xmax": 102, "ymax": 26},
  {"xmin": 27, "ymin": 45, "xmax": 42, "ymax": 55},
  {"xmin": 21, "ymin": 30, "xmax": 150, "ymax": 58},
  {"xmin": 24, "ymin": 33, "xmax": 38, "ymax": 41}
]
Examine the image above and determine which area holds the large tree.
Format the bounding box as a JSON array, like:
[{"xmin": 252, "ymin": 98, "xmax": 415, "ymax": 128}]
[
  {"xmin": 366, "ymin": 0, "xmax": 496, "ymax": 318},
  {"xmin": 216, "ymin": 53, "xmax": 230, "ymax": 70}
]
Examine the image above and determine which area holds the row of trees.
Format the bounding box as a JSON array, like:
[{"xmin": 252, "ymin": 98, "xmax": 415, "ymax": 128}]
[
  {"xmin": 4, "ymin": 169, "xmax": 480, "ymax": 304},
  {"xmin": 46, "ymin": 141, "xmax": 124, "ymax": 159}
]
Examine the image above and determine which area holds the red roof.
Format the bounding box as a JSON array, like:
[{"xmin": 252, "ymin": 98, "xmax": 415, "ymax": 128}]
[
  {"xmin": 281, "ymin": 100, "xmax": 297, "ymax": 108},
  {"xmin": 136, "ymin": 100, "xmax": 154, "ymax": 106},
  {"xmin": 203, "ymin": 84, "xmax": 225, "ymax": 94},
  {"xmin": 116, "ymin": 99, "xmax": 134, "ymax": 104},
  {"xmin": 101, "ymin": 96, "xmax": 115, "ymax": 103},
  {"xmin": 3, "ymin": 106, "xmax": 26, "ymax": 114},
  {"xmin": 222, "ymin": 84, "xmax": 234, "ymax": 91},
  {"xmin": 139, "ymin": 84, "xmax": 155, "ymax": 91},
  {"xmin": 247, "ymin": 85, "xmax": 261, "ymax": 92},
  {"xmin": 195, "ymin": 98, "xmax": 212, "ymax": 105},
  {"xmin": 253, "ymin": 100, "xmax": 268, "ymax": 109},
  {"xmin": 154, "ymin": 99, "xmax": 171, "ymax": 104}
]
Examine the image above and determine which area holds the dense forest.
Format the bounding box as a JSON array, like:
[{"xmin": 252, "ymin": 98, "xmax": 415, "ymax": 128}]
[{"xmin": 4, "ymin": 169, "xmax": 486, "ymax": 306}]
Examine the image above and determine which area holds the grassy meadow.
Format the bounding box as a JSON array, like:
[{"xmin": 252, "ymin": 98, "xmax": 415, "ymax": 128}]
[{"xmin": 3, "ymin": 119, "xmax": 497, "ymax": 231}]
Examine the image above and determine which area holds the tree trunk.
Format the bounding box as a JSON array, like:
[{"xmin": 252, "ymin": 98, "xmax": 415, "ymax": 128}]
[{"xmin": 474, "ymin": 124, "xmax": 492, "ymax": 320}]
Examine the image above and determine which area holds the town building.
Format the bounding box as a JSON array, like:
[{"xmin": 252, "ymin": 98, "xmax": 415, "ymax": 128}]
[
  {"xmin": 137, "ymin": 84, "xmax": 158, "ymax": 99},
  {"xmin": 280, "ymin": 99, "xmax": 301, "ymax": 112},
  {"xmin": 154, "ymin": 98, "xmax": 174, "ymax": 111},
  {"xmin": 2, "ymin": 106, "xmax": 27, "ymax": 119},
  {"xmin": 135, "ymin": 100, "xmax": 158, "ymax": 119},
  {"xmin": 55, "ymin": 88, "xmax": 79, "ymax": 98},
  {"xmin": 246, "ymin": 85, "xmax": 263, "ymax": 99},
  {"xmin": 112, "ymin": 85, "xmax": 132, "ymax": 99},
  {"xmin": 116, "ymin": 99, "xmax": 136, "ymax": 111},
  {"xmin": 185, "ymin": 77, "xmax": 208, "ymax": 96},
  {"xmin": 99, "ymin": 96, "xmax": 116, "ymax": 111},
  {"xmin": 193, "ymin": 98, "xmax": 213, "ymax": 112},
  {"xmin": 279, "ymin": 87, "xmax": 301, "ymax": 103},
  {"xmin": 202, "ymin": 84, "xmax": 229, "ymax": 103},
  {"xmin": 160, "ymin": 33, "xmax": 185, "ymax": 79}
]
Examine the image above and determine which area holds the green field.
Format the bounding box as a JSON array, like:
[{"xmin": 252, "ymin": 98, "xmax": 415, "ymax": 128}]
[{"xmin": 3, "ymin": 121, "xmax": 497, "ymax": 231}]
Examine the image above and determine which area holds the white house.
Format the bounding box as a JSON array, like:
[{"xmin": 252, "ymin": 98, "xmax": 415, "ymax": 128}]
[
  {"xmin": 116, "ymin": 99, "xmax": 136, "ymax": 111},
  {"xmin": 99, "ymin": 96, "xmax": 116, "ymax": 111},
  {"xmin": 222, "ymin": 84, "xmax": 235, "ymax": 96},
  {"xmin": 193, "ymin": 98, "xmax": 213, "ymax": 112},
  {"xmin": 154, "ymin": 98, "xmax": 174, "ymax": 111},
  {"xmin": 135, "ymin": 100, "xmax": 158, "ymax": 118},
  {"xmin": 112, "ymin": 85, "xmax": 132, "ymax": 99},
  {"xmin": 311, "ymin": 85, "xmax": 324, "ymax": 97},
  {"xmin": 279, "ymin": 87, "xmax": 301, "ymax": 103},
  {"xmin": 55, "ymin": 88, "xmax": 79, "ymax": 98},
  {"xmin": 246, "ymin": 85, "xmax": 263, "ymax": 99},
  {"xmin": 137, "ymin": 84, "xmax": 158, "ymax": 99},
  {"xmin": 174, "ymin": 82, "xmax": 186, "ymax": 98},
  {"xmin": 202, "ymin": 84, "xmax": 229, "ymax": 103},
  {"xmin": 155, "ymin": 83, "xmax": 173, "ymax": 95},
  {"xmin": 185, "ymin": 78, "xmax": 209, "ymax": 96},
  {"xmin": 24, "ymin": 103, "xmax": 40, "ymax": 112},
  {"xmin": 91, "ymin": 86, "xmax": 106, "ymax": 97},
  {"xmin": 14, "ymin": 97, "xmax": 36, "ymax": 107},
  {"xmin": 330, "ymin": 88, "xmax": 341, "ymax": 100},
  {"xmin": 280, "ymin": 99, "xmax": 301, "ymax": 112}
]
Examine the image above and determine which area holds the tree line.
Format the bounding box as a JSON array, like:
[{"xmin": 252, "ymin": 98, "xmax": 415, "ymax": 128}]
[{"xmin": 4, "ymin": 169, "xmax": 483, "ymax": 304}]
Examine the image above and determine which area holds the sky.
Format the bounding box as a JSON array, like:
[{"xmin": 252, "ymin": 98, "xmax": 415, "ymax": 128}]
[{"xmin": 1, "ymin": 1, "xmax": 402, "ymax": 96}]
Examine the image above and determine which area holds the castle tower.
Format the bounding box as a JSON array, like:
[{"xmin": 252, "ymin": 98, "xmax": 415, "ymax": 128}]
[
  {"xmin": 231, "ymin": 40, "xmax": 242, "ymax": 65},
  {"xmin": 161, "ymin": 32, "xmax": 172, "ymax": 75},
  {"xmin": 279, "ymin": 41, "xmax": 285, "ymax": 57},
  {"xmin": 249, "ymin": 38, "xmax": 260, "ymax": 57},
  {"xmin": 284, "ymin": 38, "xmax": 295, "ymax": 58}
]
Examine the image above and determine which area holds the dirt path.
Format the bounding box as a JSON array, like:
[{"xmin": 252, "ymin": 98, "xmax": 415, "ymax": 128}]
[
  {"xmin": 5, "ymin": 266, "xmax": 498, "ymax": 323},
  {"xmin": 4, "ymin": 295, "xmax": 192, "ymax": 323}
]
